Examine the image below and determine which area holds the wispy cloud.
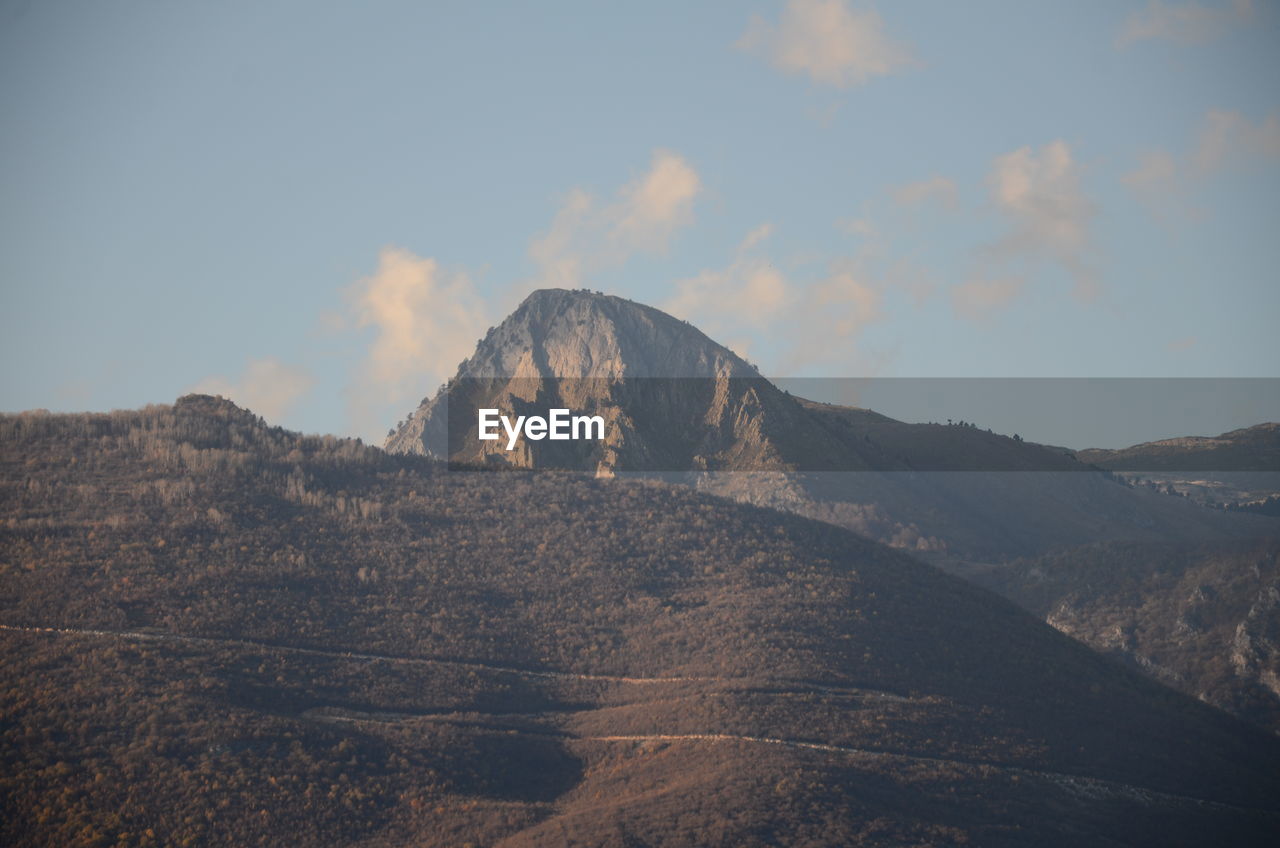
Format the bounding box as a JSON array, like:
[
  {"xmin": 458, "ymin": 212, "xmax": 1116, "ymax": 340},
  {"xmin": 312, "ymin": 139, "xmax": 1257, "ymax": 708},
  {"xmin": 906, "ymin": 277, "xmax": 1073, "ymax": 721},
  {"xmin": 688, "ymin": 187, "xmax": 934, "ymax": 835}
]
[
  {"xmin": 191, "ymin": 358, "xmax": 315, "ymax": 424},
  {"xmin": 1193, "ymin": 109, "xmax": 1280, "ymax": 172},
  {"xmin": 892, "ymin": 176, "xmax": 958, "ymax": 210},
  {"xmin": 1123, "ymin": 110, "xmax": 1280, "ymax": 215},
  {"xmin": 780, "ymin": 259, "xmax": 885, "ymax": 371},
  {"xmin": 883, "ymin": 256, "xmax": 937, "ymax": 307},
  {"xmin": 739, "ymin": 222, "xmax": 774, "ymax": 251},
  {"xmin": 807, "ymin": 263, "xmax": 883, "ymax": 337},
  {"xmin": 951, "ymin": 275, "xmax": 1026, "ymax": 322},
  {"xmin": 1122, "ymin": 149, "xmax": 1179, "ymax": 193},
  {"xmin": 346, "ymin": 247, "xmax": 489, "ymax": 437},
  {"xmin": 664, "ymin": 224, "xmax": 791, "ymax": 336},
  {"xmin": 737, "ymin": 0, "xmax": 915, "ymax": 88},
  {"xmin": 530, "ymin": 149, "xmax": 701, "ymax": 288},
  {"xmin": 665, "ymin": 224, "xmax": 887, "ymax": 372},
  {"xmin": 1122, "ymin": 149, "xmax": 1194, "ymax": 220},
  {"xmin": 985, "ymin": 140, "xmax": 1098, "ymax": 301},
  {"xmin": 1117, "ymin": 0, "xmax": 1253, "ymax": 47},
  {"xmin": 835, "ymin": 216, "xmax": 876, "ymax": 238}
]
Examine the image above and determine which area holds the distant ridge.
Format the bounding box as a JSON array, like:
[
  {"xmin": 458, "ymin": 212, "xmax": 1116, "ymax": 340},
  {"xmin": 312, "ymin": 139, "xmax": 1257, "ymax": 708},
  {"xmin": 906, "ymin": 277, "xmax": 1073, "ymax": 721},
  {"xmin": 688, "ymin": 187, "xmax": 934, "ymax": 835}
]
[{"xmin": 1079, "ymin": 422, "xmax": 1280, "ymax": 472}]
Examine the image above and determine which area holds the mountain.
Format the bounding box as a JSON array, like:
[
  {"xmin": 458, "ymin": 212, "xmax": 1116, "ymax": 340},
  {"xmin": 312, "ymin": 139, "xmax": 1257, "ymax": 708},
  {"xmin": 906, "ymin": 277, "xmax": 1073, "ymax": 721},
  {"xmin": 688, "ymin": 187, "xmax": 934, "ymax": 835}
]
[
  {"xmin": 385, "ymin": 289, "xmax": 1279, "ymax": 560},
  {"xmin": 384, "ymin": 288, "xmax": 884, "ymax": 474},
  {"xmin": 379, "ymin": 289, "xmax": 1280, "ymax": 733},
  {"xmin": 4, "ymin": 398, "xmax": 1280, "ymax": 845},
  {"xmin": 386, "ymin": 288, "xmax": 1083, "ymax": 477}
]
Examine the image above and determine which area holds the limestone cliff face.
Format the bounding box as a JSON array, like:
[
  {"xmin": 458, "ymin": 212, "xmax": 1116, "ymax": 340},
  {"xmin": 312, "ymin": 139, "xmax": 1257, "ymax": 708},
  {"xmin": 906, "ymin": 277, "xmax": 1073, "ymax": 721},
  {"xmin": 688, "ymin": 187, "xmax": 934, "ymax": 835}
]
[
  {"xmin": 438, "ymin": 287, "xmax": 756, "ymax": 382},
  {"xmin": 382, "ymin": 289, "xmax": 851, "ymax": 473}
]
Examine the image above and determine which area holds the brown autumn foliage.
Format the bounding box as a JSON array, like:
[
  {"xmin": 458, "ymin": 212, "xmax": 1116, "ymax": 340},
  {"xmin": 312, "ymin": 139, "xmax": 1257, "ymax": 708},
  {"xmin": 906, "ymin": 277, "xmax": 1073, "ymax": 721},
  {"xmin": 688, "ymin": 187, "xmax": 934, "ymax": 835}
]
[{"xmin": 2, "ymin": 395, "xmax": 1279, "ymax": 846}]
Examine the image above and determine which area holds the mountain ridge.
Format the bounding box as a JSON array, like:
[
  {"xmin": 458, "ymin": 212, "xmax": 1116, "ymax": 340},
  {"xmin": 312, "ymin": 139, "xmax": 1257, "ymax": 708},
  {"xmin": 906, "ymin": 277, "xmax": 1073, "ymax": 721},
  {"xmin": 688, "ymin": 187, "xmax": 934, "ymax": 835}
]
[{"xmin": 1078, "ymin": 422, "xmax": 1280, "ymax": 472}]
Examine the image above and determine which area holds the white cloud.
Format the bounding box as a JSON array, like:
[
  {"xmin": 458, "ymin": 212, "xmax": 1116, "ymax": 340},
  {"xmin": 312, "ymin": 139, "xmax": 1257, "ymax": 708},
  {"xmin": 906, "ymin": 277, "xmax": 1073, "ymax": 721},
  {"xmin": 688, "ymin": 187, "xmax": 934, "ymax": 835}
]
[
  {"xmin": 347, "ymin": 247, "xmax": 489, "ymax": 435},
  {"xmin": 990, "ymin": 142, "xmax": 1091, "ymax": 254},
  {"xmin": 892, "ymin": 176, "xmax": 958, "ymax": 209},
  {"xmin": 191, "ymin": 358, "xmax": 314, "ymax": 424},
  {"xmin": 1117, "ymin": 0, "xmax": 1252, "ymax": 46},
  {"xmin": 530, "ymin": 150, "xmax": 701, "ymax": 288},
  {"xmin": 951, "ymin": 275, "xmax": 1026, "ymax": 321},
  {"xmin": 737, "ymin": 0, "xmax": 914, "ymax": 88},
  {"xmin": 611, "ymin": 150, "xmax": 702, "ymax": 252},
  {"xmin": 987, "ymin": 140, "xmax": 1098, "ymax": 301}
]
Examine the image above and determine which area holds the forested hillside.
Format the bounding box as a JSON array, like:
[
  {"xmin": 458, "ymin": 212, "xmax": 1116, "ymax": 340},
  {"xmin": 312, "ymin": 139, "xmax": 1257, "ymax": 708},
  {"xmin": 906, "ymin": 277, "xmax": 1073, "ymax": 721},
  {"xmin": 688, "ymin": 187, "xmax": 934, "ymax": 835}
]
[{"xmin": 3, "ymin": 396, "xmax": 1279, "ymax": 846}]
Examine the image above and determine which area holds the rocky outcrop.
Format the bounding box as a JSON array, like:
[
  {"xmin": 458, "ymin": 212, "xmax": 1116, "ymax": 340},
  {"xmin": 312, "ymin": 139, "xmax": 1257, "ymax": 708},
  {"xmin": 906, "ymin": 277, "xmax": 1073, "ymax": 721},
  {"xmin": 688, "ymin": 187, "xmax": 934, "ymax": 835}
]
[
  {"xmin": 985, "ymin": 542, "xmax": 1280, "ymax": 734},
  {"xmin": 1233, "ymin": 580, "xmax": 1280, "ymax": 700}
]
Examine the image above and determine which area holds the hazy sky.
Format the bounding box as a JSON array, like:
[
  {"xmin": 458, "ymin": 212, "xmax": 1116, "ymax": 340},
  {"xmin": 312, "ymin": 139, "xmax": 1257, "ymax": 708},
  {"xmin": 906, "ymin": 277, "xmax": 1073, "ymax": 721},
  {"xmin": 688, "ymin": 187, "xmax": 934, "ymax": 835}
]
[{"xmin": 2, "ymin": 1, "xmax": 1278, "ymax": 443}]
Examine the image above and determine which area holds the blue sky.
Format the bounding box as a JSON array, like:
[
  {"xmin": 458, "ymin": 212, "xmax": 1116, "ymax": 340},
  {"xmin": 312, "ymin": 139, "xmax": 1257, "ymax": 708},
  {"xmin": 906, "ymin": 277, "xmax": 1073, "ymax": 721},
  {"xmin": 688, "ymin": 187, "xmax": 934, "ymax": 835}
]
[{"xmin": 2, "ymin": 0, "xmax": 1277, "ymax": 443}]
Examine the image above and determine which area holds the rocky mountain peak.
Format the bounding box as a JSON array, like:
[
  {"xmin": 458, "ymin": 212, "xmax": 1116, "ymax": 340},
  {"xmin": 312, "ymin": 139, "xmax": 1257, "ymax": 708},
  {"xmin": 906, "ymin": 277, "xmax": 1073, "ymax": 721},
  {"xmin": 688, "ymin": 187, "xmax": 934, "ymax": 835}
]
[
  {"xmin": 454, "ymin": 288, "xmax": 758, "ymax": 382},
  {"xmin": 382, "ymin": 289, "xmax": 803, "ymax": 467}
]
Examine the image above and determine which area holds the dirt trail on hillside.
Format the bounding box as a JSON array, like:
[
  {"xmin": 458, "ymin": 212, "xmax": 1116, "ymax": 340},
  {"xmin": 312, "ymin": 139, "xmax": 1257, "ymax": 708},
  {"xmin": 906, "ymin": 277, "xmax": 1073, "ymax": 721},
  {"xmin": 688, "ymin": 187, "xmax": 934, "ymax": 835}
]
[{"xmin": 0, "ymin": 623, "xmax": 908, "ymax": 699}]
